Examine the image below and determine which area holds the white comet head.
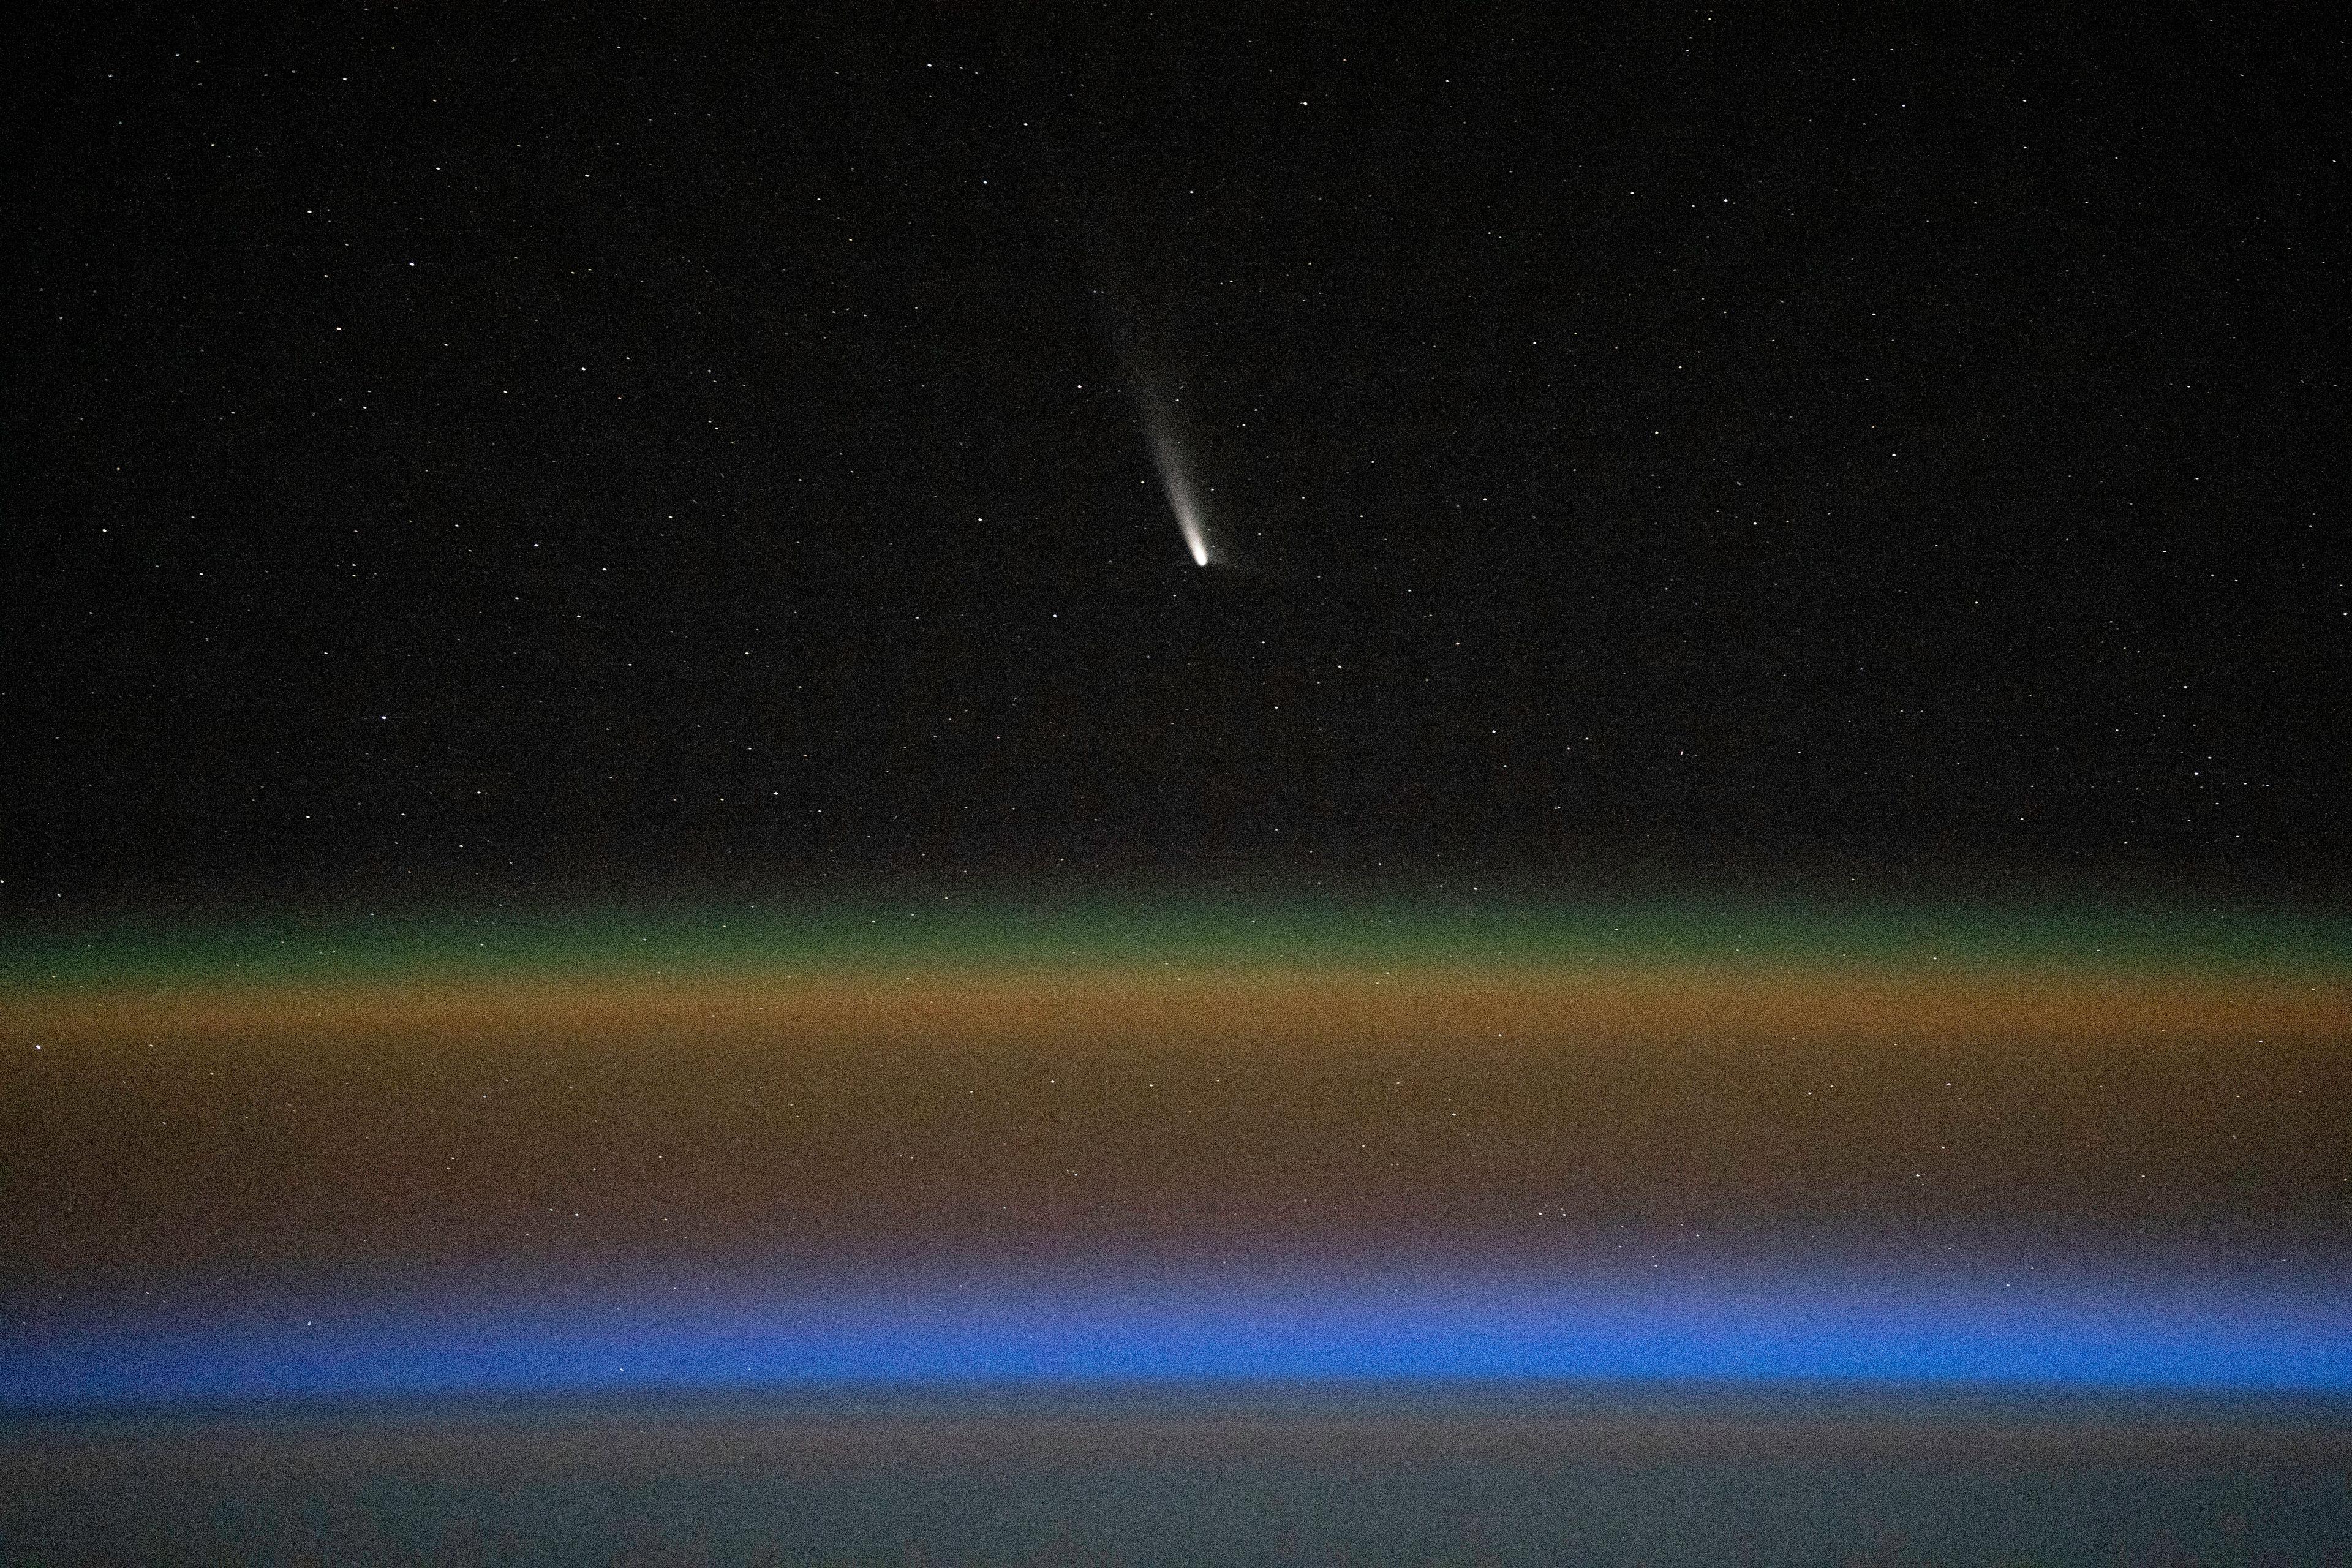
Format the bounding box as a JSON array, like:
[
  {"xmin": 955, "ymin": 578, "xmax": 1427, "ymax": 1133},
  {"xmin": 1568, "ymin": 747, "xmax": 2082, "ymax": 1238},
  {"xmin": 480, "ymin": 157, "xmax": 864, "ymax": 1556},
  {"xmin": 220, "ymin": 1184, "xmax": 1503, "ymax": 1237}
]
[{"xmin": 1178, "ymin": 508, "xmax": 1210, "ymax": 567}]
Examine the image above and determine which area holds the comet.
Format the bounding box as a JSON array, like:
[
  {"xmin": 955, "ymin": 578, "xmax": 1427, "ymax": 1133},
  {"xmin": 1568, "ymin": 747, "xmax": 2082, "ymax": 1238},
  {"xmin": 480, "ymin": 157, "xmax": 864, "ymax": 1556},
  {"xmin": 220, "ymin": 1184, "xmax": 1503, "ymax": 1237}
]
[
  {"xmin": 1123, "ymin": 353, "xmax": 1212, "ymax": 567},
  {"xmin": 1142, "ymin": 398, "xmax": 1212, "ymax": 567}
]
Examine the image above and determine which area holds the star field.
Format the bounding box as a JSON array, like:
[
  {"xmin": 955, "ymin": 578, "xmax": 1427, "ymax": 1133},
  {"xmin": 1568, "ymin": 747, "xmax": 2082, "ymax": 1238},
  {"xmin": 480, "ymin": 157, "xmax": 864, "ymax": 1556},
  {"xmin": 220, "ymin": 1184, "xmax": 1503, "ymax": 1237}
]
[{"xmin": 6, "ymin": 7, "xmax": 2346, "ymax": 913}]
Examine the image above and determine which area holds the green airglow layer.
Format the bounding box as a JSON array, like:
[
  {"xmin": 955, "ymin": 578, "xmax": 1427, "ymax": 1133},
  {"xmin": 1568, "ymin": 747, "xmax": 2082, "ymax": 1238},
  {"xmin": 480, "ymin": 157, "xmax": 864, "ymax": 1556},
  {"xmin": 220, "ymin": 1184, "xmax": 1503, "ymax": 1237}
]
[{"xmin": 5, "ymin": 897, "xmax": 2348, "ymax": 997}]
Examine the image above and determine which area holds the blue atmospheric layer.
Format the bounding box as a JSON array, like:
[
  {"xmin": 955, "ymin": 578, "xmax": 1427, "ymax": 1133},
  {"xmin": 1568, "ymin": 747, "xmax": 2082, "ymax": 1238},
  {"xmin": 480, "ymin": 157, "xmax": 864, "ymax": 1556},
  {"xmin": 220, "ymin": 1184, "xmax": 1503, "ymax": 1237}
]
[
  {"xmin": 13, "ymin": 1278, "xmax": 2352, "ymax": 1420},
  {"xmin": 9, "ymin": 1273, "xmax": 2351, "ymax": 1410}
]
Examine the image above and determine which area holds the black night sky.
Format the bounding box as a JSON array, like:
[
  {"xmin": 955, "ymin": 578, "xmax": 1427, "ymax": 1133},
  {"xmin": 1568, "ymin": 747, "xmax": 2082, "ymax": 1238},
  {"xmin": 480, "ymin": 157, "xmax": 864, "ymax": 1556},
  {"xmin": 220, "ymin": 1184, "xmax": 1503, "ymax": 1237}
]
[{"xmin": 7, "ymin": 6, "xmax": 2346, "ymax": 911}]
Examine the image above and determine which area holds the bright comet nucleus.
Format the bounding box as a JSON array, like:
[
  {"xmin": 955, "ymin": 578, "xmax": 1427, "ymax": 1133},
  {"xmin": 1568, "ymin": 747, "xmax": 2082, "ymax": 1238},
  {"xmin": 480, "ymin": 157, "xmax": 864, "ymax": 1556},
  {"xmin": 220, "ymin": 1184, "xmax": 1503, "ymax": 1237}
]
[{"xmin": 1178, "ymin": 507, "xmax": 1210, "ymax": 568}]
